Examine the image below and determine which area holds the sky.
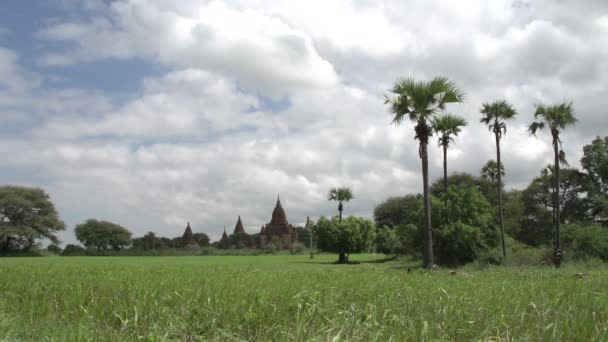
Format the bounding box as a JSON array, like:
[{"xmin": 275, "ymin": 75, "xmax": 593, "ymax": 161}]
[{"xmin": 1, "ymin": 0, "xmax": 607, "ymax": 245}]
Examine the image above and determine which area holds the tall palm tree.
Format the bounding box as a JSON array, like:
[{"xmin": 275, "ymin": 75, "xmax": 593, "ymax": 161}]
[
  {"xmin": 432, "ymin": 113, "xmax": 467, "ymax": 208},
  {"xmin": 480, "ymin": 100, "xmax": 517, "ymax": 259},
  {"xmin": 386, "ymin": 76, "xmax": 465, "ymax": 269},
  {"xmin": 328, "ymin": 187, "xmax": 353, "ymax": 222},
  {"xmin": 529, "ymin": 102, "xmax": 577, "ymax": 267},
  {"xmin": 480, "ymin": 160, "xmax": 505, "ymax": 183}
]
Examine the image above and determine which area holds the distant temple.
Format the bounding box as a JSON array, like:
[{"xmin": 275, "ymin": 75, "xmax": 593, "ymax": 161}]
[
  {"xmin": 219, "ymin": 196, "xmax": 297, "ymax": 249},
  {"xmin": 259, "ymin": 196, "xmax": 297, "ymax": 249},
  {"xmin": 181, "ymin": 222, "xmax": 198, "ymax": 248}
]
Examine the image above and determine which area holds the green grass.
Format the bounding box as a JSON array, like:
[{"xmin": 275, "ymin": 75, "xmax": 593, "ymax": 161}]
[{"xmin": 1, "ymin": 254, "xmax": 607, "ymax": 341}]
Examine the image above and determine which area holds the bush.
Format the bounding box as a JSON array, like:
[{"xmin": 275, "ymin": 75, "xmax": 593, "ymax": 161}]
[
  {"xmin": 562, "ymin": 224, "xmax": 608, "ymax": 261},
  {"xmin": 434, "ymin": 222, "xmax": 484, "ymax": 266},
  {"xmin": 313, "ymin": 216, "xmax": 376, "ymax": 263},
  {"xmin": 47, "ymin": 244, "xmax": 62, "ymax": 254},
  {"xmin": 376, "ymin": 226, "xmax": 401, "ymax": 255},
  {"xmin": 62, "ymin": 244, "xmax": 86, "ymax": 256}
]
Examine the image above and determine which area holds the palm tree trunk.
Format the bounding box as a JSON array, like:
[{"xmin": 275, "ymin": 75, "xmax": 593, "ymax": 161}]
[
  {"xmin": 553, "ymin": 137, "xmax": 561, "ymax": 260},
  {"xmin": 338, "ymin": 201, "xmax": 343, "ymax": 222},
  {"xmin": 443, "ymin": 143, "xmax": 448, "ymax": 219},
  {"xmin": 495, "ymin": 132, "xmax": 507, "ymax": 259},
  {"xmin": 421, "ymin": 141, "xmax": 434, "ymax": 269}
]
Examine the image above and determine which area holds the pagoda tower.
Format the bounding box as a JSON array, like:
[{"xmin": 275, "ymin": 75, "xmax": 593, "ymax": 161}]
[
  {"xmin": 260, "ymin": 196, "xmax": 297, "ymax": 248},
  {"xmin": 182, "ymin": 222, "xmax": 197, "ymax": 248},
  {"xmin": 233, "ymin": 216, "xmax": 246, "ymax": 234}
]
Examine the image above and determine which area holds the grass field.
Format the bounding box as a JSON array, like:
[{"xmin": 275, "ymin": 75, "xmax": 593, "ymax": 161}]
[{"xmin": 1, "ymin": 254, "xmax": 607, "ymax": 341}]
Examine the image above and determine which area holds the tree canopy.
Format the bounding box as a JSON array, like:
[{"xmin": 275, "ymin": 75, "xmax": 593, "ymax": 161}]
[
  {"xmin": 75, "ymin": 219, "xmax": 132, "ymax": 251},
  {"xmin": 0, "ymin": 186, "xmax": 65, "ymax": 253},
  {"xmin": 313, "ymin": 216, "xmax": 376, "ymax": 263}
]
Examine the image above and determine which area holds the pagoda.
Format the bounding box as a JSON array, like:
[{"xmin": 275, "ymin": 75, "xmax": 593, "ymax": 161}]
[
  {"xmin": 181, "ymin": 222, "xmax": 198, "ymax": 248},
  {"xmin": 259, "ymin": 196, "xmax": 297, "ymax": 248}
]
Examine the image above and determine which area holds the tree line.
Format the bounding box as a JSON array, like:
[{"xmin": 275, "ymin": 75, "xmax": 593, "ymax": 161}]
[{"xmin": 1, "ymin": 76, "xmax": 606, "ymax": 268}]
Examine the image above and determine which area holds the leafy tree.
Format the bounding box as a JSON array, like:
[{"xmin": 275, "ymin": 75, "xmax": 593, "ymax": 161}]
[
  {"xmin": 431, "ymin": 173, "xmax": 498, "ymax": 206},
  {"xmin": 131, "ymin": 232, "xmax": 168, "ymax": 251},
  {"xmin": 327, "ymin": 187, "xmax": 354, "ymax": 221},
  {"xmin": 313, "ymin": 216, "xmax": 376, "ymax": 263},
  {"xmin": 373, "ymin": 194, "xmax": 443, "ymax": 231},
  {"xmin": 480, "ymin": 100, "xmax": 518, "ymax": 258},
  {"xmin": 226, "ymin": 232, "xmax": 254, "ymax": 249},
  {"xmin": 529, "ymin": 102, "xmax": 577, "ymax": 261},
  {"xmin": 192, "ymin": 233, "xmax": 210, "ymax": 247},
  {"xmin": 75, "ymin": 219, "xmax": 132, "ymax": 252},
  {"xmin": 432, "ymin": 113, "xmax": 467, "ymax": 208},
  {"xmin": 374, "ymin": 187, "xmax": 495, "ymax": 265},
  {"xmin": 480, "ymin": 160, "xmax": 505, "ymax": 183},
  {"xmin": 376, "ymin": 226, "xmax": 401, "ymax": 255},
  {"xmin": 47, "ymin": 244, "xmax": 62, "ymax": 254},
  {"xmin": 581, "ymin": 136, "xmax": 608, "ymax": 224},
  {"xmin": 62, "ymin": 244, "xmax": 86, "ymax": 256},
  {"xmin": 0, "ymin": 186, "xmax": 65, "ymax": 253},
  {"xmin": 561, "ymin": 224, "xmax": 608, "ymax": 261},
  {"xmin": 385, "ymin": 76, "xmax": 465, "ymax": 269},
  {"xmin": 502, "ymin": 189, "xmax": 525, "ymax": 239},
  {"xmin": 434, "ymin": 223, "xmax": 484, "ymax": 266},
  {"xmin": 519, "ymin": 166, "xmax": 589, "ymax": 246}
]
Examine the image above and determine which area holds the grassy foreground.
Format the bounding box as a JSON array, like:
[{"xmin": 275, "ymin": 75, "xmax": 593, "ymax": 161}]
[{"xmin": 1, "ymin": 254, "xmax": 607, "ymax": 341}]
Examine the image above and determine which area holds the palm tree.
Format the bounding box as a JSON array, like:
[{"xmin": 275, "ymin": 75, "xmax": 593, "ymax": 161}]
[
  {"xmin": 432, "ymin": 113, "xmax": 467, "ymax": 208},
  {"xmin": 386, "ymin": 76, "xmax": 465, "ymax": 269},
  {"xmin": 529, "ymin": 102, "xmax": 577, "ymax": 267},
  {"xmin": 480, "ymin": 160, "xmax": 505, "ymax": 183},
  {"xmin": 480, "ymin": 100, "xmax": 517, "ymax": 259},
  {"xmin": 328, "ymin": 187, "xmax": 354, "ymax": 222}
]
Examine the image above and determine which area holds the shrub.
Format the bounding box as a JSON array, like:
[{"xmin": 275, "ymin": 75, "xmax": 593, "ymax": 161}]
[
  {"xmin": 562, "ymin": 224, "xmax": 608, "ymax": 261},
  {"xmin": 376, "ymin": 226, "xmax": 401, "ymax": 255},
  {"xmin": 47, "ymin": 244, "xmax": 62, "ymax": 254},
  {"xmin": 62, "ymin": 244, "xmax": 86, "ymax": 256},
  {"xmin": 434, "ymin": 222, "xmax": 484, "ymax": 266}
]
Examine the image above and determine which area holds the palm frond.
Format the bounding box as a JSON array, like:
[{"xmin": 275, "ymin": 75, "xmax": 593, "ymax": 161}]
[{"xmin": 559, "ymin": 149, "xmax": 569, "ymax": 167}]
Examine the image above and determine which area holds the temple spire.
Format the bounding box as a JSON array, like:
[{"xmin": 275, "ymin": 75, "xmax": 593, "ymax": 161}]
[
  {"xmin": 233, "ymin": 215, "xmax": 246, "ymax": 234},
  {"xmin": 182, "ymin": 221, "xmax": 195, "ymax": 246}
]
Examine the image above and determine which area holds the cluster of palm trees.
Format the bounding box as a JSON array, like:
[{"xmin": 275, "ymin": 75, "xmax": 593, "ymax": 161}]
[{"xmin": 385, "ymin": 76, "xmax": 577, "ymax": 269}]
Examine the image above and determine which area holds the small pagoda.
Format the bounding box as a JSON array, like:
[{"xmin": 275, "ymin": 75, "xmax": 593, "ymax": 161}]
[{"xmin": 182, "ymin": 222, "xmax": 198, "ymax": 248}]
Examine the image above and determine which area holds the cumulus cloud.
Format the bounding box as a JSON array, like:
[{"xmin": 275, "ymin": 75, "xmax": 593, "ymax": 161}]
[{"xmin": 1, "ymin": 0, "xmax": 607, "ymax": 244}]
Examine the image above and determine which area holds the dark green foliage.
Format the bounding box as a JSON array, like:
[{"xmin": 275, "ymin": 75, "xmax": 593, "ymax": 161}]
[
  {"xmin": 375, "ymin": 226, "xmax": 400, "ymax": 255},
  {"xmin": 0, "ymin": 186, "xmax": 65, "ymax": 253},
  {"xmin": 433, "ymin": 186, "xmax": 498, "ymax": 265},
  {"xmin": 374, "ymin": 186, "xmax": 496, "ymax": 266},
  {"xmin": 373, "ymin": 194, "xmax": 443, "ymax": 229},
  {"xmin": 226, "ymin": 232, "xmax": 254, "ymax": 249},
  {"xmin": 131, "ymin": 232, "xmax": 167, "ymax": 250},
  {"xmin": 75, "ymin": 219, "xmax": 132, "ymax": 251},
  {"xmin": 434, "ymin": 223, "xmax": 483, "ymax": 266},
  {"xmin": 519, "ymin": 166, "xmax": 590, "ymax": 246},
  {"xmin": 192, "ymin": 233, "xmax": 210, "ymax": 247},
  {"xmin": 480, "ymin": 160, "xmax": 505, "ymax": 182},
  {"xmin": 46, "ymin": 244, "xmax": 62, "ymax": 254},
  {"xmin": 313, "ymin": 216, "xmax": 376, "ymax": 263},
  {"xmin": 431, "ymin": 173, "xmax": 498, "ymax": 206},
  {"xmin": 61, "ymin": 244, "xmax": 86, "ymax": 256},
  {"xmin": 502, "ymin": 190, "xmax": 525, "ymax": 239},
  {"xmin": 561, "ymin": 224, "xmax": 608, "ymax": 261},
  {"xmin": 581, "ymin": 136, "xmax": 608, "ymax": 224}
]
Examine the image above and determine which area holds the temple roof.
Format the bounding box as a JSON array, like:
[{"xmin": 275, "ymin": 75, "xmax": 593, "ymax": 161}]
[
  {"xmin": 221, "ymin": 226, "xmax": 228, "ymax": 240},
  {"xmin": 233, "ymin": 216, "xmax": 246, "ymax": 235},
  {"xmin": 182, "ymin": 221, "xmax": 194, "ymax": 242},
  {"xmin": 270, "ymin": 196, "xmax": 288, "ymax": 225}
]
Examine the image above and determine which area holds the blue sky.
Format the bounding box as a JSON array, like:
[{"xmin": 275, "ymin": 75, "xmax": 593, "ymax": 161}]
[{"xmin": 1, "ymin": 0, "xmax": 607, "ymax": 245}]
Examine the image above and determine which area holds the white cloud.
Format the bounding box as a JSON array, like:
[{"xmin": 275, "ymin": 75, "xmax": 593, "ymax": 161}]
[{"xmin": 1, "ymin": 0, "xmax": 608, "ymax": 244}]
